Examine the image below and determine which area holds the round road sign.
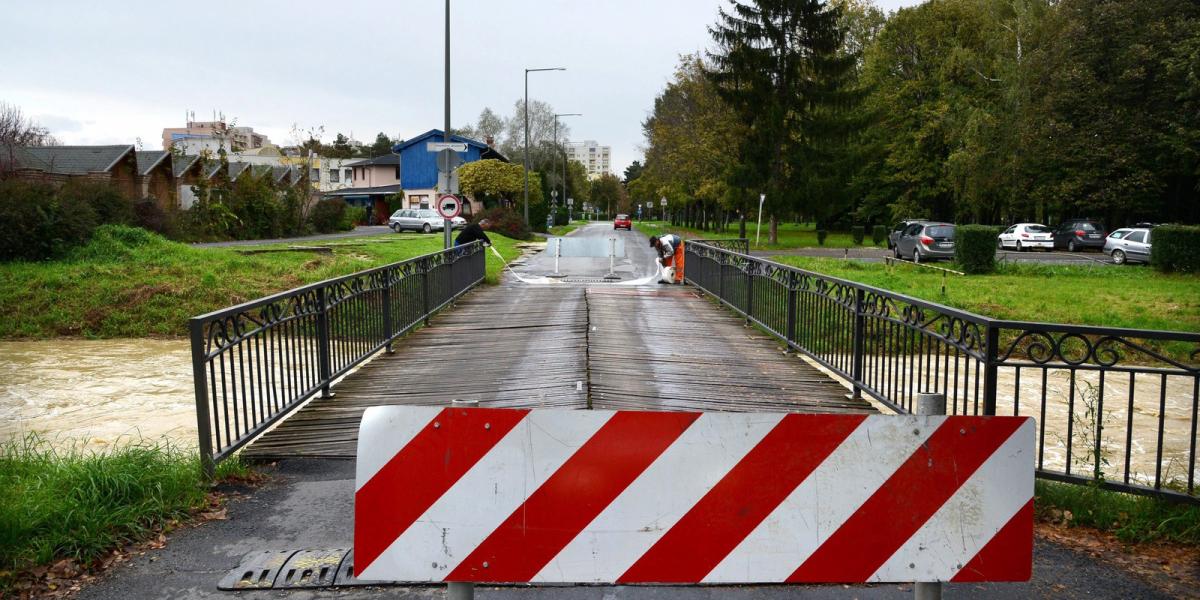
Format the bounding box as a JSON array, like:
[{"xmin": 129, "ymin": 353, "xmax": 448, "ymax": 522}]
[{"xmin": 436, "ymin": 194, "xmax": 462, "ymax": 219}]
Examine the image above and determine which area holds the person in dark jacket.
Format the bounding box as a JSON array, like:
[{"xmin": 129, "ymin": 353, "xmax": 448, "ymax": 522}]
[{"xmin": 455, "ymin": 218, "xmax": 492, "ymax": 247}]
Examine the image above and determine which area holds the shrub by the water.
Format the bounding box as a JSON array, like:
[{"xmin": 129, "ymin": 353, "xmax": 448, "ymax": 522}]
[
  {"xmin": 956, "ymin": 225, "xmax": 999, "ymax": 274},
  {"xmin": 341, "ymin": 206, "xmax": 366, "ymax": 231},
  {"xmin": 473, "ymin": 207, "xmax": 531, "ymax": 240},
  {"xmin": 816, "ymin": 229, "xmax": 828, "ymax": 246},
  {"xmin": 851, "ymin": 226, "xmax": 865, "ymax": 245},
  {"xmin": 60, "ymin": 180, "xmax": 132, "ymax": 226},
  {"xmin": 1150, "ymin": 225, "xmax": 1200, "ymax": 273},
  {"xmin": 0, "ymin": 179, "xmax": 97, "ymax": 261},
  {"xmin": 309, "ymin": 199, "xmax": 347, "ymax": 233},
  {"xmin": 872, "ymin": 225, "xmax": 887, "ymax": 246},
  {"xmin": 132, "ymin": 199, "xmax": 175, "ymax": 236}
]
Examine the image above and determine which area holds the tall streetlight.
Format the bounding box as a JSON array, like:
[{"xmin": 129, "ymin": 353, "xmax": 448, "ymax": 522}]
[
  {"xmin": 523, "ymin": 67, "xmax": 565, "ymax": 225},
  {"xmin": 553, "ymin": 113, "xmax": 581, "ymax": 224}
]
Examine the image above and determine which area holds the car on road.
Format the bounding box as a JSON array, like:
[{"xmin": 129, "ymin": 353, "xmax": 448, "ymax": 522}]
[
  {"xmin": 894, "ymin": 222, "xmax": 956, "ymax": 263},
  {"xmin": 1104, "ymin": 227, "xmax": 1153, "ymax": 265},
  {"xmin": 614, "ymin": 214, "xmax": 632, "ymax": 230},
  {"xmin": 451, "ymin": 216, "xmax": 467, "ymax": 230},
  {"xmin": 997, "ymin": 223, "xmax": 1054, "ymax": 251},
  {"xmin": 887, "ymin": 219, "xmax": 926, "ymax": 249},
  {"xmin": 388, "ymin": 208, "xmax": 447, "ymax": 233},
  {"xmin": 1053, "ymin": 219, "xmax": 1106, "ymax": 252}
]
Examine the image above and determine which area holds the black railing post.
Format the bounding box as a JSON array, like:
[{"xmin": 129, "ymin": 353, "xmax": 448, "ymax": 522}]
[
  {"xmin": 190, "ymin": 318, "xmax": 215, "ymax": 480},
  {"xmin": 983, "ymin": 322, "xmax": 999, "ymax": 416},
  {"xmin": 422, "ymin": 258, "xmax": 432, "ymax": 326},
  {"xmin": 744, "ymin": 261, "xmax": 754, "ymax": 324},
  {"xmin": 382, "ymin": 270, "xmax": 394, "ymax": 354},
  {"xmin": 717, "ymin": 253, "xmax": 725, "ymax": 301},
  {"xmin": 316, "ymin": 286, "xmax": 334, "ymax": 398},
  {"xmin": 852, "ymin": 288, "xmax": 866, "ymax": 400},
  {"xmin": 785, "ymin": 271, "xmax": 798, "ymax": 348}
]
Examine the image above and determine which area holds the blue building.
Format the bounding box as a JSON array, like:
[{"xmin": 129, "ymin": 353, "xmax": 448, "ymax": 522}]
[{"xmin": 326, "ymin": 129, "xmax": 506, "ymax": 223}]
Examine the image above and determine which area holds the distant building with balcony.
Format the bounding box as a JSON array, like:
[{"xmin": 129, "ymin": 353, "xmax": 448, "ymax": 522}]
[
  {"xmin": 566, "ymin": 140, "xmax": 611, "ymax": 179},
  {"xmin": 162, "ymin": 119, "xmax": 271, "ymax": 154}
]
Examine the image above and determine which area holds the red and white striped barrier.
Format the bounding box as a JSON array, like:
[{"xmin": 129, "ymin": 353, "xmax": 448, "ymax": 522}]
[{"xmin": 354, "ymin": 406, "xmax": 1034, "ymax": 584}]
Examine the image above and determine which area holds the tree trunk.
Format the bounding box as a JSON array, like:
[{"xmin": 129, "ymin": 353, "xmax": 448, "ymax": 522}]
[
  {"xmin": 769, "ymin": 214, "xmax": 778, "ymax": 245},
  {"xmin": 738, "ymin": 211, "xmax": 746, "ymax": 238}
]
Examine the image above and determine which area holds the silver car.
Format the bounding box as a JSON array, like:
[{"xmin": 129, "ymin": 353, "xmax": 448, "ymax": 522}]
[
  {"xmin": 894, "ymin": 222, "xmax": 956, "ymax": 262},
  {"xmin": 388, "ymin": 209, "xmax": 447, "ymax": 233},
  {"xmin": 1104, "ymin": 228, "xmax": 1153, "ymax": 265}
]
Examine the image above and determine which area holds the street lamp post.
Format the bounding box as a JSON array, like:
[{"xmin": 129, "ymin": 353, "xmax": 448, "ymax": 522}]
[
  {"xmin": 756, "ymin": 192, "xmax": 766, "ymax": 248},
  {"xmin": 523, "ymin": 67, "xmax": 565, "ymax": 226},
  {"xmin": 553, "ymin": 113, "xmax": 581, "ymax": 226}
]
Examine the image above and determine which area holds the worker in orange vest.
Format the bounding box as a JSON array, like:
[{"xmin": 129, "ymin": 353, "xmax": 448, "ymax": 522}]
[{"xmin": 649, "ymin": 234, "xmax": 685, "ymax": 284}]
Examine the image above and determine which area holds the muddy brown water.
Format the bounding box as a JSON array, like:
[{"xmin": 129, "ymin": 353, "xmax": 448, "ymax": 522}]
[{"xmin": 0, "ymin": 339, "xmax": 197, "ymax": 449}]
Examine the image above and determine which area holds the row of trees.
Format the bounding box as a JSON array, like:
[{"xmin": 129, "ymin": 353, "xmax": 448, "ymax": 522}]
[{"xmin": 633, "ymin": 0, "xmax": 1200, "ymax": 243}]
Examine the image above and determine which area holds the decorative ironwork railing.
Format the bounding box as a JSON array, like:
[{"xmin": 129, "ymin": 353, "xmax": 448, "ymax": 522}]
[
  {"xmin": 685, "ymin": 241, "xmax": 1200, "ymax": 503},
  {"xmin": 189, "ymin": 242, "xmax": 485, "ymax": 474}
]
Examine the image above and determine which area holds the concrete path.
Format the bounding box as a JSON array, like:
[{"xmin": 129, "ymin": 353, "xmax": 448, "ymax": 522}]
[{"xmin": 74, "ymin": 459, "xmax": 1173, "ymax": 600}]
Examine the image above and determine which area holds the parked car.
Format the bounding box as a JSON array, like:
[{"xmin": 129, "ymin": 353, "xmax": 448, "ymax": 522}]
[
  {"xmin": 614, "ymin": 214, "xmax": 632, "ymax": 230},
  {"xmin": 997, "ymin": 223, "xmax": 1054, "ymax": 251},
  {"xmin": 451, "ymin": 216, "xmax": 467, "ymax": 230},
  {"xmin": 1104, "ymin": 227, "xmax": 1153, "ymax": 265},
  {"xmin": 388, "ymin": 208, "xmax": 446, "ymax": 233},
  {"xmin": 887, "ymin": 219, "xmax": 926, "ymax": 249},
  {"xmin": 894, "ymin": 222, "xmax": 956, "ymax": 262},
  {"xmin": 1052, "ymin": 219, "xmax": 1106, "ymax": 251}
]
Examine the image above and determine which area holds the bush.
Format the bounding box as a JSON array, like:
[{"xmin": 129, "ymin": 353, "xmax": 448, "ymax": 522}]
[
  {"xmin": 60, "ymin": 180, "xmax": 132, "ymax": 226},
  {"xmin": 816, "ymin": 229, "xmax": 828, "ymax": 246},
  {"xmin": 872, "ymin": 225, "xmax": 887, "ymax": 246},
  {"xmin": 0, "ymin": 180, "xmax": 97, "ymax": 261},
  {"xmin": 473, "ymin": 206, "xmax": 530, "ymax": 240},
  {"xmin": 1150, "ymin": 225, "xmax": 1200, "ymax": 273},
  {"xmin": 309, "ymin": 199, "xmax": 347, "ymax": 233},
  {"xmin": 132, "ymin": 199, "xmax": 175, "ymax": 237},
  {"xmin": 956, "ymin": 225, "xmax": 1000, "ymax": 274},
  {"xmin": 66, "ymin": 224, "xmax": 174, "ymax": 262},
  {"xmin": 341, "ymin": 206, "xmax": 366, "ymax": 231},
  {"xmin": 851, "ymin": 225, "xmax": 865, "ymax": 245}
]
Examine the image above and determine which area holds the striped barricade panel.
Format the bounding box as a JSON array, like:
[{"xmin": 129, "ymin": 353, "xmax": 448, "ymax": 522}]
[{"xmin": 354, "ymin": 406, "xmax": 1034, "ymax": 584}]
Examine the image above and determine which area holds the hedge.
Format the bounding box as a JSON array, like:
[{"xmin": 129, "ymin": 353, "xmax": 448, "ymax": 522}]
[
  {"xmin": 1150, "ymin": 225, "xmax": 1200, "ymax": 273},
  {"xmin": 955, "ymin": 225, "xmax": 1000, "ymax": 274},
  {"xmin": 309, "ymin": 199, "xmax": 347, "ymax": 233},
  {"xmin": 872, "ymin": 225, "xmax": 887, "ymax": 246},
  {"xmin": 816, "ymin": 229, "xmax": 828, "ymax": 246},
  {"xmin": 0, "ymin": 180, "xmax": 97, "ymax": 261},
  {"xmin": 851, "ymin": 225, "xmax": 865, "ymax": 245}
]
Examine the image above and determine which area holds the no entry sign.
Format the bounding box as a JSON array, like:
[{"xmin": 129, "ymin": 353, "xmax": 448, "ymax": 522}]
[
  {"xmin": 436, "ymin": 194, "xmax": 461, "ymax": 219},
  {"xmin": 354, "ymin": 407, "xmax": 1034, "ymax": 584}
]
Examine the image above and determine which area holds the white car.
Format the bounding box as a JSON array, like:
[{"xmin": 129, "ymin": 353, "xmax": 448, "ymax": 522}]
[
  {"xmin": 998, "ymin": 223, "xmax": 1054, "ymax": 251},
  {"xmin": 451, "ymin": 216, "xmax": 467, "ymax": 230},
  {"xmin": 1104, "ymin": 228, "xmax": 1153, "ymax": 265},
  {"xmin": 388, "ymin": 209, "xmax": 446, "ymax": 233}
]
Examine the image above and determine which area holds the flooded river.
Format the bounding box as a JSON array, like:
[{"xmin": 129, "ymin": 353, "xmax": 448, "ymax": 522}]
[{"xmin": 0, "ymin": 339, "xmax": 197, "ymax": 448}]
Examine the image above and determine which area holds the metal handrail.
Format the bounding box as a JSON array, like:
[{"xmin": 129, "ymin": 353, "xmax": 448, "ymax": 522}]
[
  {"xmin": 685, "ymin": 240, "xmax": 1200, "ymax": 503},
  {"xmin": 190, "ymin": 242, "xmax": 486, "ymax": 475}
]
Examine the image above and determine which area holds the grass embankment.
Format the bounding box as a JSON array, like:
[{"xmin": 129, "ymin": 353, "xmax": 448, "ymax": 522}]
[
  {"xmin": 636, "ymin": 220, "xmax": 863, "ymax": 250},
  {"xmin": 0, "ymin": 226, "xmax": 523, "ymax": 339},
  {"xmin": 0, "ymin": 435, "xmax": 251, "ymax": 593},
  {"xmin": 1036, "ymin": 480, "xmax": 1200, "ymax": 545},
  {"xmin": 771, "ymin": 257, "xmax": 1200, "ymax": 334},
  {"xmin": 547, "ymin": 221, "xmax": 583, "ymax": 236}
]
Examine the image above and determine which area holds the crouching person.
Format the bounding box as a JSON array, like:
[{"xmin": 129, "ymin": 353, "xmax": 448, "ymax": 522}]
[{"xmin": 649, "ymin": 234, "xmax": 685, "ymax": 284}]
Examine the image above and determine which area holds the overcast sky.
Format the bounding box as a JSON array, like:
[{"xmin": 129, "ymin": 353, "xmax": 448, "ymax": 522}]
[{"xmin": 3, "ymin": 0, "xmax": 920, "ymax": 174}]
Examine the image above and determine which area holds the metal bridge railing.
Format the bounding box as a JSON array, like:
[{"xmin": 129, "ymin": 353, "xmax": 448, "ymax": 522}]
[
  {"xmin": 189, "ymin": 242, "xmax": 486, "ymax": 475},
  {"xmin": 685, "ymin": 241, "xmax": 1200, "ymax": 504}
]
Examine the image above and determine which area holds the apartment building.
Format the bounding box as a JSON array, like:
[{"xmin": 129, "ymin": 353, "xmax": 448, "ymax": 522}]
[
  {"xmin": 161, "ymin": 119, "xmax": 271, "ymax": 153},
  {"xmin": 565, "ymin": 140, "xmax": 611, "ymax": 179}
]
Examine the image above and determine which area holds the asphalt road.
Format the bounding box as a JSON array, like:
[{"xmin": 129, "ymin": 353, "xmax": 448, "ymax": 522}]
[
  {"xmin": 753, "ymin": 246, "xmax": 1120, "ymax": 266},
  {"xmin": 74, "ymin": 459, "xmax": 1174, "ymax": 600},
  {"xmin": 515, "ymin": 221, "xmax": 663, "ymax": 282}
]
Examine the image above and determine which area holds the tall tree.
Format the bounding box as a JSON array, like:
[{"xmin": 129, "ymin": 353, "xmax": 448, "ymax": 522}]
[
  {"xmin": 369, "ymin": 132, "xmax": 394, "ymax": 157},
  {"xmin": 622, "ymin": 160, "xmax": 644, "ymax": 184}
]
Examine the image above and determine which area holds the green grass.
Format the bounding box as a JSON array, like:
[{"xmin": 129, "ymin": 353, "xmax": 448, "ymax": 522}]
[
  {"xmin": 1035, "ymin": 480, "xmax": 1200, "ymax": 545},
  {"xmin": 635, "ymin": 220, "xmax": 866, "ymax": 250},
  {"xmin": 547, "ymin": 221, "xmax": 583, "ymax": 237},
  {"xmin": 0, "ymin": 225, "xmax": 523, "ymax": 339},
  {"xmin": 770, "ymin": 256, "xmax": 1200, "ymax": 333},
  {"xmin": 0, "ymin": 434, "xmax": 251, "ymax": 591}
]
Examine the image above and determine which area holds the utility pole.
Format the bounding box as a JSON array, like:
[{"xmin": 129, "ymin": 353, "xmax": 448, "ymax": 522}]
[
  {"xmin": 442, "ymin": 0, "xmax": 452, "ymax": 249},
  {"xmin": 554, "ymin": 113, "xmax": 581, "ymax": 225}
]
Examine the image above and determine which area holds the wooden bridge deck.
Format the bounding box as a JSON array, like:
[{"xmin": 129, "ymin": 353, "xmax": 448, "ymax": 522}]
[{"xmin": 242, "ymin": 284, "xmax": 871, "ymax": 460}]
